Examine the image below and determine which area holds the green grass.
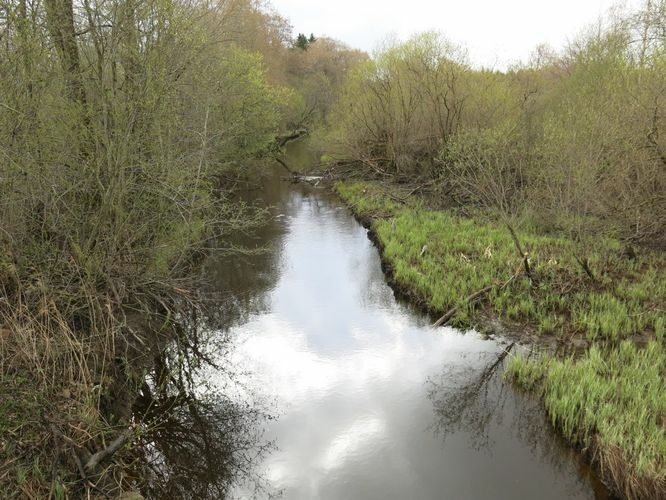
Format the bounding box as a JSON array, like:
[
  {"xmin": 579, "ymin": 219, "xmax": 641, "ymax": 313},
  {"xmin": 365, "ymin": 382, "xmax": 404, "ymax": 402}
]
[
  {"xmin": 506, "ymin": 343, "xmax": 666, "ymax": 498},
  {"xmin": 334, "ymin": 181, "xmax": 406, "ymax": 219},
  {"xmin": 335, "ymin": 180, "xmax": 665, "ymax": 340}
]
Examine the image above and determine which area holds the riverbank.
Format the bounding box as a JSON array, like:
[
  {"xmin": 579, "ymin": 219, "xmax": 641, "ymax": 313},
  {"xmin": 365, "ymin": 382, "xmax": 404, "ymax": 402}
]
[
  {"xmin": 334, "ymin": 180, "xmax": 665, "ymax": 499},
  {"xmin": 0, "ymin": 306, "xmax": 161, "ymax": 498}
]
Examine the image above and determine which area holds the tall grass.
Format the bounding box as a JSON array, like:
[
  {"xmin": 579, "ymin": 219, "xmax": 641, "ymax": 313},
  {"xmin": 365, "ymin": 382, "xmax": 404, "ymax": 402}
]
[
  {"xmin": 336, "ymin": 181, "xmax": 665, "ymax": 340},
  {"xmin": 507, "ymin": 343, "xmax": 666, "ymax": 499}
]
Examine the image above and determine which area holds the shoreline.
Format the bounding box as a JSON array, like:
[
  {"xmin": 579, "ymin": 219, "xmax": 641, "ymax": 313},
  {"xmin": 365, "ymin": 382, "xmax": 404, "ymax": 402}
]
[{"xmin": 331, "ymin": 179, "xmax": 665, "ymax": 500}]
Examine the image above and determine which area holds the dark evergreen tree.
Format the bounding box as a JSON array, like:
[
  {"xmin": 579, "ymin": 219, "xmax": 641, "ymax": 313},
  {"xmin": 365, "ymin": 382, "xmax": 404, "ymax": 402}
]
[{"xmin": 295, "ymin": 33, "xmax": 309, "ymax": 50}]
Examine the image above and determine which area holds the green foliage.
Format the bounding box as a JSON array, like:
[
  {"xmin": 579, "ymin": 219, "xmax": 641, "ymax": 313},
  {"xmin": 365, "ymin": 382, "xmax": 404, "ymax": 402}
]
[
  {"xmin": 198, "ymin": 45, "xmax": 286, "ymax": 164},
  {"xmin": 334, "ymin": 182, "xmax": 403, "ymax": 218},
  {"xmin": 284, "ymin": 37, "xmax": 367, "ymax": 129},
  {"xmin": 573, "ymin": 293, "xmax": 636, "ymax": 342},
  {"xmin": 0, "ymin": 0, "xmax": 285, "ymax": 319},
  {"xmin": 330, "ymin": 3, "xmax": 666, "ymax": 243},
  {"xmin": 295, "ymin": 33, "xmax": 310, "ymax": 50},
  {"xmin": 505, "ymin": 354, "xmax": 549, "ymax": 390},
  {"xmin": 0, "ymin": 0, "xmax": 287, "ymax": 495},
  {"xmin": 333, "ymin": 32, "xmax": 469, "ymax": 177}
]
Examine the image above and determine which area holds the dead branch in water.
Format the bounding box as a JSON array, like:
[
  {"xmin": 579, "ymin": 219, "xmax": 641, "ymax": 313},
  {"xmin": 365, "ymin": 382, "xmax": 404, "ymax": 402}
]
[
  {"xmin": 432, "ymin": 262, "xmax": 526, "ymax": 328},
  {"xmin": 51, "ymin": 424, "xmax": 134, "ymax": 482}
]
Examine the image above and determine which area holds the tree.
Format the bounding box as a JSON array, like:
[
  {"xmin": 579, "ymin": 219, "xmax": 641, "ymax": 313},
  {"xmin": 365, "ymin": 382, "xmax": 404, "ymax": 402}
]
[
  {"xmin": 333, "ymin": 32, "xmax": 470, "ymax": 177},
  {"xmin": 295, "ymin": 32, "xmax": 309, "ymax": 50},
  {"xmin": 285, "ymin": 37, "xmax": 367, "ymax": 128},
  {"xmin": 0, "ymin": 0, "xmax": 287, "ymax": 494}
]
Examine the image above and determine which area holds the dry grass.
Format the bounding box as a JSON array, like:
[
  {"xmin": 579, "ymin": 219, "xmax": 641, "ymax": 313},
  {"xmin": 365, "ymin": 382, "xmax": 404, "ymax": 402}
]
[{"xmin": 0, "ymin": 263, "xmax": 184, "ymax": 498}]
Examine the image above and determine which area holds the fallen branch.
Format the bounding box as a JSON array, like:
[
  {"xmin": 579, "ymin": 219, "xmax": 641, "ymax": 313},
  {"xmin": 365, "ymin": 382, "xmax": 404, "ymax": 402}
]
[
  {"xmin": 50, "ymin": 424, "xmax": 134, "ymax": 480},
  {"xmin": 386, "ymin": 192, "xmax": 408, "ymax": 204},
  {"xmin": 275, "ymin": 128, "xmax": 308, "ymax": 148},
  {"xmin": 273, "ymin": 155, "xmax": 295, "ymax": 175},
  {"xmin": 384, "ymin": 180, "xmax": 436, "ymax": 204},
  {"xmin": 84, "ymin": 428, "xmax": 134, "ymax": 474},
  {"xmin": 50, "ymin": 424, "xmax": 95, "ymax": 489},
  {"xmin": 574, "ymin": 254, "xmax": 596, "ymax": 282},
  {"xmin": 432, "ymin": 263, "xmax": 526, "ymax": 328},
  {"xmin": 432, "ymin": 285, "xmax": 495, "ymax": 327}
]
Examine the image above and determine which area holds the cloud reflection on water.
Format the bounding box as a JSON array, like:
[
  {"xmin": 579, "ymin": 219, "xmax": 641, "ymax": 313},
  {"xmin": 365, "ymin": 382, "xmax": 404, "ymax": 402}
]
[{"xmin": 218, "ymin": 186, "xmax": 605, "ymax": 499}]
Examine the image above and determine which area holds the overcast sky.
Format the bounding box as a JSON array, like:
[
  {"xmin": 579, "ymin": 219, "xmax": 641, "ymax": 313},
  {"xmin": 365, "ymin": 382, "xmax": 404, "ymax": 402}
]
[{"xmin": 271, "ymin": 0, "xmax": 643, "ymax": 68}]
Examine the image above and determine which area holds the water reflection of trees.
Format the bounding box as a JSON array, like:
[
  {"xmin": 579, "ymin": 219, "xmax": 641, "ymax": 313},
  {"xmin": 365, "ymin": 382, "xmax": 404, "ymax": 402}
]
[
  {"xmin": 426, "ymin": 343, "xmax": 515, "ymax": 450},
  {"xmin": 128, "ymin": 297, "xmax": 278, "ymax": 499},
  {"xmin": 129, "ymin": 174, "xmax": 298, "ymax": 498},
  {"xmin": 200, "ymin": 184, "xmax": 289, "ymax": 332},
  {"xmin": 200, "ymin": 180, "xmax": 338, "ymax": 333},
  {"xmin": 425, "ymin": 342, "xmax": 608, "ymax": 497},
  {"xmin": 133, "ymin": 387, "xmax": 274, "ymax": 499}
]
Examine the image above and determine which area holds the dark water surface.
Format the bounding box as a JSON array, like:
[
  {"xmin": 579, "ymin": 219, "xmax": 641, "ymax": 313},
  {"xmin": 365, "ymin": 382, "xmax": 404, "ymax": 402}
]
[{"xmin": 202, "ymin": 174, "xmax": 610, "ymax": 499}]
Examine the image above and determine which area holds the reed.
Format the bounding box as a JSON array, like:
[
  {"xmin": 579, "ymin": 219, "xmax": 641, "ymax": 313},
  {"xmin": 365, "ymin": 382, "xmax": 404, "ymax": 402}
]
[
  {"xmin": 507, "ymin": 343, "xmax": 666, "ymax": 499},
  {"xmin": 336, "ymin": 180, "xmax": 665, "ymax": 340}
]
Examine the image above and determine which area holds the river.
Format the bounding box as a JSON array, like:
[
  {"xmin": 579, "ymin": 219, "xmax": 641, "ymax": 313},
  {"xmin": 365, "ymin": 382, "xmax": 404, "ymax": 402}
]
[{"xmin": 191, "ymin": 171, "xmax": 611, "ymax": 499}]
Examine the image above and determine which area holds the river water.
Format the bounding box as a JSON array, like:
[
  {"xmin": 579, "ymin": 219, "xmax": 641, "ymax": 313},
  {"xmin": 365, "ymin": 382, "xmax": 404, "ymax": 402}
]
[{"xmin": 198, "ymin": 173, "xmax": 610, "ymax": 499}]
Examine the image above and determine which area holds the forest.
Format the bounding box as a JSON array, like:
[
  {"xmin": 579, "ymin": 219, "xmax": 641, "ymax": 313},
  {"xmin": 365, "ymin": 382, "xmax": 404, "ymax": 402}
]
[{"xmin": 0, "ymin": 0, "xmax": 664, "ymax": 498}]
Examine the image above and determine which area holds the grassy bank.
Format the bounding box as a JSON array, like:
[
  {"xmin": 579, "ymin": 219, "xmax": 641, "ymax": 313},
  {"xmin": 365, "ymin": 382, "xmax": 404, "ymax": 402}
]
[
  {"xmin": 335, "ymin": 180, "xmax": 665, "ymax": 498},
  {"xmin": 507, "ymin": 343, "xmax": 665, "ymax": 498}
]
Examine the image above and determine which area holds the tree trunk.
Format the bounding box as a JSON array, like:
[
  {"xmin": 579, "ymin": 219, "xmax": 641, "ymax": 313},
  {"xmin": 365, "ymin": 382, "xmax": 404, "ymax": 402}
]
[{"xmin": 44, "ymin": 0, "xmax": 85, "ymax": 104}]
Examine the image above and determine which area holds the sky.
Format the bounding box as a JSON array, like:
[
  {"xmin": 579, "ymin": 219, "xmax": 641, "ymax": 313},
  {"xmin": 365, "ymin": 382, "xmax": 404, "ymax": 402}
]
[{"xmin": 270, "ymin": 0, "xmax": 644, "ymax": 68}]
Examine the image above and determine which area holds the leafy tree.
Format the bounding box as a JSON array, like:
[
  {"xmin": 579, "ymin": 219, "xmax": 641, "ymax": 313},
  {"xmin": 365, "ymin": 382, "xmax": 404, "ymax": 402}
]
[
  {"xmin": 333, "ymin": 32, "xmax": 470, "ymax": 177},
  {"xmin": 0, "ymin": 0, "xmax": 289, "ymax": 493},
  {"xmin": 329, "ymin": 3, "xmax": 666, "ymax": 243}
]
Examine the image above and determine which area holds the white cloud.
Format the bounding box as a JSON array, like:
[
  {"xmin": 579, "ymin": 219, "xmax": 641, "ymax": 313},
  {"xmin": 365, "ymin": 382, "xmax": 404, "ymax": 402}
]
[{"xmin": 319, "ymin": 414, "xmax": 387, "ymax": 471}]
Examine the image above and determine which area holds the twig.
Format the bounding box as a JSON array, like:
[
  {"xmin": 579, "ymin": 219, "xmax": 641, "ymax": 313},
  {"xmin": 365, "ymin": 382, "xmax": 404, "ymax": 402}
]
[
  {"xmin": 432, "ymin": 285, "xmax": 495, "ymax": 327},
  {"xmin": 49, "ymin": 424, "xmax": 94, "ymax": 488},
  {"xmin": 507, "ymin": 224, "xmax": 534, "ymax": 284},
  {"xmin": 432, "ymin": 261, "xmax": 526, "ymax": 328},
  {"xmin": 574, "ymin": 254, "xmax": 596, "ymax": 282},
  {"xmin": 84, "ymin": 428, "xmax": 133, "ymax": 474}
]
